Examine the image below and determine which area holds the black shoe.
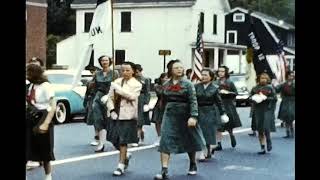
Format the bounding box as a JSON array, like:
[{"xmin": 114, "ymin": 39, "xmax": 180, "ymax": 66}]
[
  {"xmin": 248, "ymin": 132, "xmax": 256, "ymax": 136},
  {"xmin": 205, "ymin": 152, "xmax": 212, "ymax": 159},
  {"xmin": 267, "ymin": 141, "xmax": 272, "ymax": 152},
  {"xmin": 187, "ymin": 163, "xmax": 197, "ymax": 175},
  {"xmin": 140, "ymin": 130, "xmax": 145, "ymax": 142},
  {"xmin": 214, "ymin": 143, "xmax": 222, "ymax": 151},
  {"xmin": 94, "ymin": 145, "xmax": 104, "ymax": 153},
  {"xmin": 211, "ymin": 149, "xmax": 215, "ymax": 155},
  {"xmin": 258, "ymin": 150, "xmax": 266, "ymax": 155},
  {"xmin": 280, "ymin": 122, "xmax": 284, "ymax": 128},
  {"xmin": 282, "ymin": 135, "xmax": 290, "ymax": 138},
  {"xmin": 154, "ymin": 169, "xmax": 169, "ymax": 180},
  {"xmin": 230, "ymin": 135, "xmax": 237, "ymax": 148}
]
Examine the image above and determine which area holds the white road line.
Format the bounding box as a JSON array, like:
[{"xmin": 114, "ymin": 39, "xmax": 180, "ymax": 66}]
[{"xmin": 51, "ymin": 122, "xmax": 282, "ymax": 166}]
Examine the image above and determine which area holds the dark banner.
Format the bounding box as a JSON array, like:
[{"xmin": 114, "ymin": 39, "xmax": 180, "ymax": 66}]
[{"xmin": 247, "ymin": 22, "xmax": 275, "ymax": 79}]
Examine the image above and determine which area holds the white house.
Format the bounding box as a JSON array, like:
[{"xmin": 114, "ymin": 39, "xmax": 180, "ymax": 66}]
[{"xmin": 57, "ymin": 0, "xmax": 242, "ymax": 80}]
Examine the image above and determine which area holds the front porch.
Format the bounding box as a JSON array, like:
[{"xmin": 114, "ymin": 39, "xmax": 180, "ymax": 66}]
[{"xmin": 191, "ymin": 42, "xmax": 247, "ymax": 73}]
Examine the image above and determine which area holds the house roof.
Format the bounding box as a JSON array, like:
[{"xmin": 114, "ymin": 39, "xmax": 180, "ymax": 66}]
[
  {"xmin": 26, "ymin": 0, "xmax": 47, "ymax": 3},
  {"xmin": 26, "ymin": 0, "xmax": 48, "ymax": 7},
  {"xmin": 228, "ymin": 7, "xmax": 295, "ymax": 30},
  {"xmin": 72, "ymin": 0, "xmax": 195, "ymax": 4}
]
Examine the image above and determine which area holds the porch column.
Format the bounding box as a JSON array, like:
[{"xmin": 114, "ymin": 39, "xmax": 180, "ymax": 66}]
[
  {"xmin": 223, "ymin": 49, "xmax": 228, "ymax": 66},
  {"xmin": 209, "ymin": 49, "xmax": 214, "ymax": 69},
  {"xmin": 214, "ymin": 48, "xmax": 219, "ymax": 70},
  {"xmin": 239, "ymin": 50, "xmax": 243, "ymax": 74}
]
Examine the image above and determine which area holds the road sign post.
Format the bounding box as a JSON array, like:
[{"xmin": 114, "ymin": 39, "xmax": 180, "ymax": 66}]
[{"xmin": 159, "ymin": 50, "xmax": 171, "ymax": 72}]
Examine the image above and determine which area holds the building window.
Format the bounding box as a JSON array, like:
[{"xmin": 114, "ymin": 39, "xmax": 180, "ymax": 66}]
[
  {"xmin": 233, "ymin": 13, "xmax": 245, "ymax": 22},
  {"xmin": 200, "ymin": 12, "xmax": 204, "ymax": 33},
  {"xmin": 121, "ymin": 12, "xmax": 131, "ymax": 32},
  {"xmin": 213, "ymin": 14, "xmax": 217, "ymax": 34},
  {"xmin": 84, "ymin": 12, "xmax": 94, "ymax": 33},
  {"xmin": 115, "ymin": 50, "xmax": 125, "ymax": 65},
  {"xmin": 227, "ymin": 31, "xmax": 237, "ymax": 44}
]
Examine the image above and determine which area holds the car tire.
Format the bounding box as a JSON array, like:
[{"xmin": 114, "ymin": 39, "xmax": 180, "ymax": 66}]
[{"xmin": 54, "ymin": 101, "xmax": 70, "ymax": 124}]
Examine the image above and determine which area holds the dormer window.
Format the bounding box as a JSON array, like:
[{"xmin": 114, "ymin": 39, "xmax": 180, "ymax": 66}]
[{"xmin": 233, "ymin": 13, "xmax": 245, "ymax": 22}]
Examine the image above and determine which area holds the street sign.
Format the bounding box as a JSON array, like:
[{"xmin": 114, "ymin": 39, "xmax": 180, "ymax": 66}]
[{"xmin": 159, "ymin": 50, "xmax": 171, "ymax": 56}]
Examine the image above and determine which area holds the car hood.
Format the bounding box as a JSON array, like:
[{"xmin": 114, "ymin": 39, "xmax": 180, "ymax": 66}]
[{"xmin": 50, "ymin": 84, "xmax": 86, "ymax": 98}]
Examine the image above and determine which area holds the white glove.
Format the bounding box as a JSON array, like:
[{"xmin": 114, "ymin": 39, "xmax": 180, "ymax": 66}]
[
  {"xmin": 259, "ymin": 92, "xmax": 267, "ymax": 101},
  {"xmin": 252, "ymin": 94, "xmax": 263, "ymax": 103},
  {"xmin": 220, "ymin": 89, "xmax": 230, "ymax": 94},
  {"xmin": 187, "ymin": 117, "xmax": 197, "ymax": 127},
  {"xmin": 110, "ymin": 111, "xmax": 118, "ymax": 120},
  {"xmin": 221, "ymin": 114, "xmax": 229, "ymax": 123},
  {"xmin": 143, "ymin": 105, "xmax": 150, "ymax": 112},
  {"xmin": 100, "ymin": 94, "xmax": 109, "ymax": 104}
]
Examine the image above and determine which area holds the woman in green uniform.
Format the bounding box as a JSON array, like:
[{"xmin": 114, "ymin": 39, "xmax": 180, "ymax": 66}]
[
  {"xmin": 195, "ymin": 68, "xmax": 227, "ymax": 161},
  {"xmin": 250, "ymin": 73, "xmax": 277, "ymax": 154},
  {"xmin": 91, "ymin": 55, "xmax": 118, "ymax": 152},
  {"xmin": 215, "ymin": 66, "xmax": 242, "ymax": 150},
  {"xmin": 151, "ymin": 72, "xmax": 168, "ymax": 146},
  {"xmin": 276, "ymin": 71, "xmax": 295, "ymax": 138},
  {"xmin": 135, "ymin": 64, "xmax": 152, "ymax": 145},
  {"xmin": 154, "ymin": 60, "xmax": 206, "ymax": 180}
]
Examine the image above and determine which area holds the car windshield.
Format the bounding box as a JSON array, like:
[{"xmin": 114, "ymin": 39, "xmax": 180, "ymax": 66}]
[
  {"xmin": 230, "ymin": 76, "xmax": 247, "ymax": 91},
  {"xmin": 47, "ymin": 74, "xmax": 74, "ymax": 84}
]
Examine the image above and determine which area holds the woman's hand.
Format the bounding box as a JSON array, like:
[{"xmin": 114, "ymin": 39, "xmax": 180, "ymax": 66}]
[{"xmin": 187, "ymin": 117, "xmax": 197, "ymax": 127}]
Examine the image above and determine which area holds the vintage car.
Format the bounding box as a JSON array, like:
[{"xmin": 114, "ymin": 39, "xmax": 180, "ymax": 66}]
[
  {"xmin": 45, "ymin": 69, "xmax": 93, "ymax": 123},
  {"xmin": 229, "ymin": 74, "xmax": 250, "ymax": 107}
]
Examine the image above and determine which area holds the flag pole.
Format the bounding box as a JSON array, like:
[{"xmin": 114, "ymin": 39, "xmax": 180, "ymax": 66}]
[{"xmin": 110, "ymin": 0, "xmax": 115, "ymax": 80}]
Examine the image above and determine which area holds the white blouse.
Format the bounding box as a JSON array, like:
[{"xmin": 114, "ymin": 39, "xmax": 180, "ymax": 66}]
[{"xmin": 27, "ymin": 82, "xmax": 55, "ymax": 110}]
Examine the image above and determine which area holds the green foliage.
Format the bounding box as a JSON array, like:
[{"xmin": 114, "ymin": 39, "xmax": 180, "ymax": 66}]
[{"xmin": 229, "ymin": 0, "xmax": 295, "ymax": 25}]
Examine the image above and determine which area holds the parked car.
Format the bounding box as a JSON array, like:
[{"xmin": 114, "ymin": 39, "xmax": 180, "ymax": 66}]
[
  {"xmin": 45, "ymin": 69, "xmax": 93, "ymax": 124},
  {"xmin": 229, "ymin": 74, "xmax": 250, "ymax": 107}
]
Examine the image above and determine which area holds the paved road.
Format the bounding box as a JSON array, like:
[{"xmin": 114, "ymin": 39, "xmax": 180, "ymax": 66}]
[{"xmin": 27, "ymin": 105, "xmax": 294, "ymax": 180}]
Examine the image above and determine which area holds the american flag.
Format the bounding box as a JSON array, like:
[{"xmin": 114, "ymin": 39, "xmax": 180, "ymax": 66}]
[{"xmin": 190, "ymin": 16, "xmax": 204, "ymax": 82}]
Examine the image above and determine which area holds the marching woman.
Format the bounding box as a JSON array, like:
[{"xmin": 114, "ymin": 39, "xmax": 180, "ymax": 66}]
[
  {"xmin": 135, "ymin": 64, "xmax": 152, "ymax": 145},
  {"xmin": 215, "ymin": 66, "xmax": 242, "ymax": 150},
  {"xmin": 276, "ymin": 71, "xmax": 295, "ymax": 138},
  {"xmin": 154, "ymin": 60, "xmax": 206, "ymax": 179},
  {"xmin": 195, "ymin": 68, "xmax": 228, "ymax": 161},
  {"xmin": 151, "ymin": 72, "xmax": 168, "ymax": 146},
  {"xmin": 83, "ymin": 68, "xmax": 99, "ymax": 146},
  {"xmin": 250, "ymin": 73, "xmax": 277, "ymax": 154},
  {"xmin": 91, "ymin": 55, "xmax": 118, "ymax": 152},
  {"xmin": 106, "ymin": 61, "xmax": 142, "ymax": 176},
  {"xmin": 26, "ymin": 64, "xmax": 56, "ymax": 180}
]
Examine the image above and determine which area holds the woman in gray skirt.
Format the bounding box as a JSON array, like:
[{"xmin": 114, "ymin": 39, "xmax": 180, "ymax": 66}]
[
  {"xmin": 106, "ymin": 61, "xmax": 142, "ymax": 176},
  {"xmin": 151, "ymin": 72, "xmax": 168, "ymax": 146},
  {"xmin": 250, "ymin": 73, "xmax": 277, "ymax": 154},
  {"xmin": 154, "ymin": 60, "xmax": 206, "ymax": 180},
  {"xmin": 90, "ymin": 56, "xmax": 118, "ymax": 152},
  {"xmin": 276, "ymin": 71, "xmax": 295, "ymax": 138},
  {"xmin": 215, "ymin": 66, "xmax": 242, "ymax": 150},
  {"xmin": 195, "ymin": 68, "xmax": 227, "ymax": 161}
]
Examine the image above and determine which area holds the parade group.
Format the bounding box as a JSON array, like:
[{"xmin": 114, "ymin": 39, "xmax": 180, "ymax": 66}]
[{"xmin": 26, "ymin": 56, "xmax": 295, "ymax": 180}]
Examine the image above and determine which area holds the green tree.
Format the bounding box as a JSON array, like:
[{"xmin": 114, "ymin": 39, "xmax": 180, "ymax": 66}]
[{"xmin": 229, "ymin": 0, "xmax": 295, "ymax": 25}]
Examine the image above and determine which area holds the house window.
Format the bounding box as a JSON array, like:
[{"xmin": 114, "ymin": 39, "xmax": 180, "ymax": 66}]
[
  {"xmin": 121, "ymin": 12, "xmax": 131, "ymax": 32},
  {"xmin": 227, "ymin": 31, "xmax": 237, "ymax": 44},
  {"xmin": 200, "ymin": 12, "xmax": 204, "ymax": 33},
  {"xmin": 213, "ymin": 14, "xmax": 217, "ymax": 34},
  {"xmin": 233, "ymin": 13, "xmax": 245, "ymax": 22},
  {"xmin": 115, "ymin": 50, "xmax": 125, "ymax": 65},
  {"xmin": 84, "ymin": 12, "xmax": 94, "ymax": 33}
]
